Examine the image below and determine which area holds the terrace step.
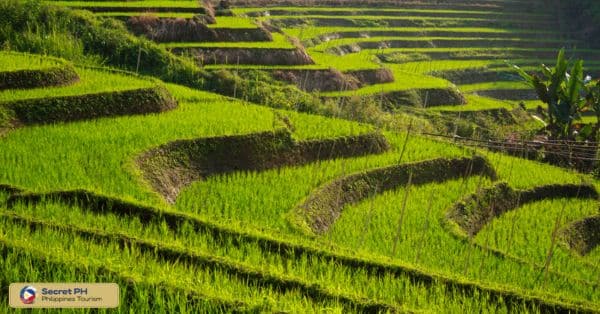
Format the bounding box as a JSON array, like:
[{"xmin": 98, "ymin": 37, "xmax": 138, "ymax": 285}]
[
  {"xmin": 229, "ymin": 1, "xmax": 552, "ymax": 14},
  {"xmin": 269, "ymin": 17, "xmax": 557, "ymax": 30},
  {"xmin": 0, "ymin": 53, "xmax": 177, "ymax": 127},
  {"xmin": 303, "ymin": 30, "xmax": 575, "ymax": 46},
  {"xmin": 174, "ymin": 47, "xmax": 315, "ymax": 65},
  {"xmin": 328, "ymin": 39, "xmax": 572, "ymax": 55},
  {"xmin": 5, "ymin": 189, "xmax": 598, "ymax": 313},
  {"xmin": 244, "ymin": 8, "xmax": 552, "ymax": 21}
]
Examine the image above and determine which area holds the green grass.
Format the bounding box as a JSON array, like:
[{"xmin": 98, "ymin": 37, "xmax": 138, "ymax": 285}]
[
  {"xmin": 432, "ymin": 94, "xmax": 515, "ymax": 111},
  {"xmin": 283, "ymin": 26, "xmax": 558, "ymax": 43},
  {"xmin": 326, "ymin": 175, "xmax": 599, "ymax": 302},
  {"xmin": 209, "ymin": 16, "xmax": 259, "ymax": 29},
  {"xmin": 176, "ymin": 131, "xmax": 464, "ymax": 232},
  {"xmin": 0, "ymin": 217, "xmax": 345, "ymax": 312},
  {"xmin": 312, "ymin": 36, "xmax": 573, "ymax": 49},
  {"xmin": 579, "ymin": 116, "xmax": 599, "ymax": 124},
  {"xmin": 4, "ymin": 3, "xmax": 600, "ymax": 312},
  {"xmin": 264, "ymin": 14, "xmax": 488, "ymax": 23},
  {"xmin": 0, "ymin": 52, "xmax": 63, "ymax": 72},
  {"xmin": 45, "ymin": 1, "xmax": 201, "ymax": 8},
  {"xmin": 95, "ymin": 12, "xmax": 198, "ymax": 18},
  {"xmin": 476, "ymin": 198, "xmax": 600, "ymax": 283},
  {"xmin": 0, "ymin": 242, "xmax": 248, "ymax": 313},
  {"xmin": 4, "ymin": 79, "xmax": 597, "ymax": 310},
  {"xmin": 319, "ymin": 61, "xmax": 495, "ymax": 97},
  {"xmin": 460, "ymin": 81, "xmax": 530, "ymax": 92},
  {"xmin": 234, "ymin": 6, "xmax": 552, "ymax": 18},
  {"xmin": 0, "ymin": 67, "xmax": 155, "ymax": 103},
  {"xmin": 0, "ymin": 200, "xmax": 546, "ymax": 313},
  {"xmin": 0, "ymin": 84, "xmax": 373, "ymax": 205}
]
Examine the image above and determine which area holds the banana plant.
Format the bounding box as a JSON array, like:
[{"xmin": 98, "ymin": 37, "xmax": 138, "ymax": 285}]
[
  {"xmin": 513, "ymin": 49, "xmax": 588, "ymax": 140},
  {"xmin": 584, "ymin": 79, "xmax": 600, "ymax": 140}
]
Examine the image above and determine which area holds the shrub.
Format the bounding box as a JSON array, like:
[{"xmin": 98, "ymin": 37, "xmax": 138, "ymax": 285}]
[
  {"xmin": 0, "ymin": 63, "xmax": 79, "ymax": 90},
  {"xmin": 514, "ymin": 49, "xmax": 600, "ymax": 140}
]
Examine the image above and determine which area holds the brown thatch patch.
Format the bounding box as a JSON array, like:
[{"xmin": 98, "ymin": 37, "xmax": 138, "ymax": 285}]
[
  {"xmin": 127, "ymin": 15, "xmax": 272, "ymax": 42},
  {"xmin": 270, "ymin": 68, "xmax": 393, "ymax": 92},
  {"xmin": 178, "ymin": 47, "xmax": 314, "ymax": 66},
  {"xmin": 128, "ymin": 15, "xmax": 218, "ymax": 42},
  {"xmin": 386, "ymin": 87, "xmax": 466, "ymax": 107},
  {"xmin": 272, "ymin": 69, "xmax": 359, "ymax": 92},
  {"xmin": 430, "ymin": 68, "xmax": 519, "ymax": 85},
  {"xmin": 346, "ymin": 68, "xmax": 394, "ymax": 86},
  {"xmin": 74, "ymin": 6, "xmax": 206, "ymax": 14}
]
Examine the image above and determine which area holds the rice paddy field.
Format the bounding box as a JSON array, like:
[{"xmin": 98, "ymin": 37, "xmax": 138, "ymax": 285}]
[{"xmin": 2, "ymin": 0, "xmax": 600, "ymax": 312}]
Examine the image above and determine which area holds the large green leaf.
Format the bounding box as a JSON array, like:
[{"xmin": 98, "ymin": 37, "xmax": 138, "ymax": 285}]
[
  {"xmin": 541, "ymin": 65, "xmax": 552, "ymax": 79},
  {"xmin": 512, "ymin": 64, "xmax": 533, "ymax": 84},
  {"xmin": 549, "ymin": 49, "xmax": 568, "ymax": 102},
  {"xmin": 567, "ymin": 60, "xmax": 584, "ymax": 105},
  {"xmin": 532, "ymin": 76, "xmax": 550, "ymax": 104},
  {"xmin": 554, "ymin": 99, "xmax": 571, "ymax": 125}
]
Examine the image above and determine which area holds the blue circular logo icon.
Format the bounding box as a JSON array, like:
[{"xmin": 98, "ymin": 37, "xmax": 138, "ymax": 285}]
[{"xmin": 19, "ymin": 286, "xmax": 36, "ymax": 304}]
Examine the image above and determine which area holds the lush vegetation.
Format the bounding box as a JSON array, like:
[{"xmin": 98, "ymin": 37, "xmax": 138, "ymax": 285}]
[
  {"xmin": 515, "ymin": 49, "xmax": 600, "ymax": 140},
  {"xmin": 1, "ymin": 0, "xmax": 600, "ymax": 312}
]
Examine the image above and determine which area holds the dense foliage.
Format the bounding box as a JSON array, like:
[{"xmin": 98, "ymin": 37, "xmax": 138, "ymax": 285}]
[
  {"xmin": 0, "ymin": 0, "xmax": 326, "ymax": 114},
  {"xmin": 515, "ymin": 49, "xmax": 600, "ymax": 140}
]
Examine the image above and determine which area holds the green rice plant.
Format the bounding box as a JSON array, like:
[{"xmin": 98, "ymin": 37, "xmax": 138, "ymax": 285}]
[
  {"xmin": 0, "ymin": 217, "xmax": 347, "ymax": 312},
  {"xmin": 0, "ymin": 241, "xmax": 249, "ymax": 313},
  {"xmin": 3, "ymin": 2, "xmax": 600, "ymax": 312},
  {"xmin": 460, "ymin": 81, "xmax": 530, "ymax": 93},
  {"xmin": 475, "ymin": 198, "xmax": 600, "ymax": 281},
  {"xmin": 326, "ymin": 175, "xmax": 600, "ymax": 304},
  {"xmin": 45, "ymin": 1, "xmax": 202, "ymax": 9},
  {"xmin": 0, "ymin": 201, "xmax": 546, "ymax": 313},
  {"xmin": 175, "ymin": 131, "xmax": 465, "ymax": 232},
  {"xmin": 96, "ymin": 12, "xmax": 198, "ymax": 18},
  {"xmin": 0, "ymin": 83, "xmax": 379, "ymax": 204},
  {"xmin": 283, "ymin": 26, "xmax": 559, "ymax": 44},
  {"xmin": 0, "ymin": 67, "xmax": 155, "ymax": 102},
  {"xmin": 234, "ymin": 6, "xmax": 553, "ymax": 22},
  {"xmin": 0, "ymin": 51, "xmax": 62, "ymax": 72},
  {"xmin": 431, "ymin": 95, "xmax": 513, "ymax": 112},
  {"xmin": 209, "ymin": 16, "xmax": 259, "ymax": 29}
]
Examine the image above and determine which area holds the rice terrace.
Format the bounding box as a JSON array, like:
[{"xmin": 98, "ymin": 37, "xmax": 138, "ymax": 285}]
[{"xmin": 1, "ymin": 0, "xmax": 600, "ymax": 312}]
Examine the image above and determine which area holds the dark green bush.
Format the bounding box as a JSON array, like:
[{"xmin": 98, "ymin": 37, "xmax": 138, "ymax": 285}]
[
  {"xmin": 7, "ymin": 85, "xmax": 176, "ymax": 125},
  {"xmin": 0, "ymin": 64, "xmax": 79, "ymax": 90}
]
